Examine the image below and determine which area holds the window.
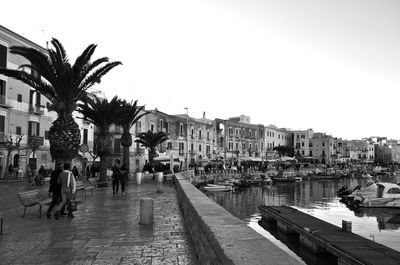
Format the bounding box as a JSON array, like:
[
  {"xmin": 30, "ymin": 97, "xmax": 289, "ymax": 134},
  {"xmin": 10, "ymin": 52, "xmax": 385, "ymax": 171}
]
[
  {"xmin": 36, "ymin": 92, "xmax": 41, "ymax": 106},
  {"xmin": 28, "ymin": 121, "xmax": 40, "ymax": 136},
  {"xmin": 297, "ymin": 135, "xmax": 299, "ymax": 139},
  {"xmin": 159, "ymin": 119, "xmax": 163, "ymax": 130},
  {"xmin": 191, "ymin": 128, "xmax": 194, "ymax": 139},
  {"xmin": 387, "ymin": 188, "xmax": 400, "ymax": 194},
  {"xmin": 309, "ymin": 151, "xmax": 313, "ymax": 156},
  {"xmin": 236, "ymin": 143, "xmax": 239, "ymax": 150},
  {"xmin": 0, "ymin": 80, "xmax": 5, "ymax": 104},
  {"xmin": 167, "ymin": 142, "xmax": 172, "ymax": 149},
  {"xmin": 44, "ymin": 130, "xmax": 49, "ymax": 140},
  {"xmin": 0, "ymin": 44, "xmax": 7, "ymax": 68},
  {"xmin": 207, "ymin": 130, "xmax": 210, "ymax": 140},
  {"xmin": 31, "ymin": 68, "xmax": 40, "ymax": 80},
  {"xmin": 206, "ymin": 145, "xmax": 210, "ymax": 155},
  {"xmin": 199, "ymin": 130, "xmax": 202, "ymax": 140},
  {"xmin": 17, "ymin": 94, "xmax": 22, "ymax": 102},
  {"xmin": 301, "ymin": 142, "xmax": 305, "ymax": 147},
  {"xmin": 180, "ymin": 124, "xmax": 184, "ymax": 136},
  {"xmin": 322, "ymin": 142, "xmax": 325, "ymax": 147},
  {"xmin": 199, "ymin": 144, "xmax": 202, "ymax": 152},
  {"xmin": 16, "ymin": 126, "xmax": 22, "ymax": 135},
  {"xmin": 136, "ymin": 121, "xmax": 141, "ymax": 133},
  {"xmin": 309, "ymin": 142, "xmax": 313, "ymax": 147},
  {"xmin": 301, "ymin": 135, "xmax": 305, "ymax": 139},
  {"xmin": 302, "ymin": 150, "xmax": 305, "ymax": 155},
  {"xmin": 229, "ymin": 128, "xmax": 233, "ymax": 137},
  {"xmin": 83, "ymin": 128, "xmax": 88, "ymax": 144},
  {"xmin": 29, "ymin": 90, "xmax": 34, "ymax": 105},
  {"xmin": 191, "ymin": 143, "xmax": 194, "ymax": 153},
  {"xmin": 0, "ymin": 115, "xmax": 5, "ymax": 133},
  {"xmin": 114, "ymin": 138, "xmax": 121, "ymax": 153},
  {"xmin": 165, "ymin": 122, "xmax": 169, "ymax": 133},
  {"xmin": 150, "ymin": 124, "xmax": 154, "ymax": 132}
]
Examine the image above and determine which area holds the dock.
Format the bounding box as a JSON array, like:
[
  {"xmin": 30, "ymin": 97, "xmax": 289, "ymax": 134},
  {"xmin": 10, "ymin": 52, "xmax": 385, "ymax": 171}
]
[{"xmin": 258, "ymin": 205, "xmax": 400, "ymax": 265}]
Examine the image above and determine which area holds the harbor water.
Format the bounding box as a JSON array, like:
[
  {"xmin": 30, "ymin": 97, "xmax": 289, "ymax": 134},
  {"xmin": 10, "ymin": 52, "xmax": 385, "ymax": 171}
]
[{"xmin": 205, "ymin": 176, "xmax": 400, "ymax": 263}]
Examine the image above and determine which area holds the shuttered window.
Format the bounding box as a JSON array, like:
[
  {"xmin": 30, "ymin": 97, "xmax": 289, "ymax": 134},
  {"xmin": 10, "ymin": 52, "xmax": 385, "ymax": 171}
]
[{"xmin": 0, "ymin": 44, "xmax": 7, "ymax": 68}]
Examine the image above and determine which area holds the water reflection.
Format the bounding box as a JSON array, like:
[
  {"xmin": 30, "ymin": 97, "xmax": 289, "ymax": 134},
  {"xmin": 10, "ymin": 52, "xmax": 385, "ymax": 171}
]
[{"xmin": 206, "ymin": 177, "xmax": 400, "ymax": 253}]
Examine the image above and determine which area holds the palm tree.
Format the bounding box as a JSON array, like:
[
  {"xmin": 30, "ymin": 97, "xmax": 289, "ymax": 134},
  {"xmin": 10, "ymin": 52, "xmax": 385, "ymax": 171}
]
[
  {"xmin": 0, "ymin": 38, "xmax": 121, "ymax": 162},
  {"xmin": 135, "ymin": 131, "xmax": 168, "ymax": 167},
  {"xmin": 115, "ymin": 100, "xmax": 148, "ymax": 172},
  {"xmin": 77, "ymin": 96, "xmax": 122, "ymax": 184}
]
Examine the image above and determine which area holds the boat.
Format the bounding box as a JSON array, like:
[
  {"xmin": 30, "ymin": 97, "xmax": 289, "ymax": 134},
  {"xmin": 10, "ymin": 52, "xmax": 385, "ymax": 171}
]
[
  {"xmin": 348, "ymin": 182, "xmax": 400, "ymax": 208},
  {"xmin": 203, "ymin": 184, "xmax": 232, "ymax": 192},
  {"xmin": 270, "ymin": 170, "xmax": 296, "ymax": 183}
]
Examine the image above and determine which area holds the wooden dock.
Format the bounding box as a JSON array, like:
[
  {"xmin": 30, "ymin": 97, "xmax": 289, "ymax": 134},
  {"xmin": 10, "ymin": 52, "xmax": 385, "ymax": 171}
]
[{"xmin": 258, "ymin": 205, "xmax": 400, "ymax": 265}]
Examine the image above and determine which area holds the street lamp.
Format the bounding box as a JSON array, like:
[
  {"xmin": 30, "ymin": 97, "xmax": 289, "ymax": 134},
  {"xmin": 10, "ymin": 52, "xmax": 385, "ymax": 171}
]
[{"xmin": 184, "ymin": 107, "xmax": 189, "ymax": 171}]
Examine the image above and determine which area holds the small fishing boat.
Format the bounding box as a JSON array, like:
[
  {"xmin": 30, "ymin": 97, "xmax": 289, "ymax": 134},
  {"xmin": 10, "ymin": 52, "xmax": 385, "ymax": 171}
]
[
  {"xmin": 271, "ymin": 170, "xmax": 296, "ymax": 183},
  {"xmin": 203, "ymin": 184, "xmax": 232, "ymax": 192}
]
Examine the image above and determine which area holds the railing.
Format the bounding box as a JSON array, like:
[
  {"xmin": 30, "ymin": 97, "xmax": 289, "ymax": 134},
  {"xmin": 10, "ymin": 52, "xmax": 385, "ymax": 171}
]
[{"xmin": 29, "ymin": 105, "xmax": 44, "ymax": 115}]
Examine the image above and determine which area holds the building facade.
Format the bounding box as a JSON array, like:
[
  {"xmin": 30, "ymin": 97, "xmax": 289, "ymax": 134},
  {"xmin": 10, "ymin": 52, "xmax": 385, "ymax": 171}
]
[
  {"xmin": 0, "ymin": 25, "xmax": 58, "ymax": 178},
  {"xmin": 264, "ymin": 124, "xmax": 293, "ymax": 158},
  {"xmin": 293, "ymin": 129, "xmax": 314, "ymax": 157}
]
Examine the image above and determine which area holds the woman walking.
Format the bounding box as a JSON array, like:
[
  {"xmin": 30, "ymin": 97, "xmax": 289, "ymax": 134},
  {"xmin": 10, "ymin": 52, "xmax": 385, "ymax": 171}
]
[
  {"xmin": 119, "ymin": 163, "xmax": 129, "ymax": 195},
  {"xmin": 54, "ymin": 163, "xmax": 76, "ymax": 219}
]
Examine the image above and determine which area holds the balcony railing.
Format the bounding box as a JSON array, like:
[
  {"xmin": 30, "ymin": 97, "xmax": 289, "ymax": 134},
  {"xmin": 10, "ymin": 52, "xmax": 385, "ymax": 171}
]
[{"xmin": 29, "ymin": 105, "xmax": 44, "ymax": 115}]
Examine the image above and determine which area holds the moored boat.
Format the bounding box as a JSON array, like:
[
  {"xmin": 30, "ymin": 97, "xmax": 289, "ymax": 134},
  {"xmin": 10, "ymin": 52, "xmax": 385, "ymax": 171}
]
[
  {"xmin": 203, "ymin": 184, "xmax": 232, "ymax": 192},
  {"xmin": 347, "ymin": 182, "xmax": 400, "ymax": 208}
]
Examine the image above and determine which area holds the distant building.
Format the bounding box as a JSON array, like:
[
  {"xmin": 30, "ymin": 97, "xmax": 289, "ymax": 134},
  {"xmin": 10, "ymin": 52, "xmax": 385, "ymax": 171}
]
[
  {"xmin": 264, "ymin": 124, "xmax": 293, "ymax": 158},
  {"xmin": 309, "ymin": 133, "xmax": 337, "ymax": 165},
  {"xmin": 375, "ymin": 144, "xmax": 400, "ymax": 165},
  {"xmin": 293, "ymin": 129, "xmax": 314, "ymax": 158}
]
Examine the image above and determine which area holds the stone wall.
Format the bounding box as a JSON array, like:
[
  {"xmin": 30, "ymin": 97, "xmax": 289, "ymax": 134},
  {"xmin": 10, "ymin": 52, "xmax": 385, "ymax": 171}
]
[{"xmin": 174, "ymin": 173, "xmax": 302, "ymax": 265}]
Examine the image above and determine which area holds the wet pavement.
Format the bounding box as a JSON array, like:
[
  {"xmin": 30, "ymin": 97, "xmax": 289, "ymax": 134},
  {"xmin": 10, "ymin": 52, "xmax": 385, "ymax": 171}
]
[{"xmin": 0, "ymin": 179, "xmax": 197, "ymax": 265}]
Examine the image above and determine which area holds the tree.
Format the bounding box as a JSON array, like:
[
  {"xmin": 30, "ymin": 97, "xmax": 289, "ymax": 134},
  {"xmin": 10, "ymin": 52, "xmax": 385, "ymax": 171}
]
[
  {"xmin": 0, "ymin": 38, "xmax": 121, "ymax": 163},
  {"xmin": 77, "ymin": 96, "xmax": 122, "ymax": 184},
  {"xmin": 135, "ymin": 131, "xmax": 168, "ymax": 168},
  {"xmin": 273, "ymin": 145, "xmax": 294, "ymax": 157},
  {"xmin": 0, "ymin": 133, "xmax": 24, "ymax": 178},
  {"xmin": 115, "ymin": 100, "xmax": 148, "ymax": 172}
]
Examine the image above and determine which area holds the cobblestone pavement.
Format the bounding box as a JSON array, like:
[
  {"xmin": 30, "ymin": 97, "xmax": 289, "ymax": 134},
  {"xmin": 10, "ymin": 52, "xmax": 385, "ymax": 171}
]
[{"xmin": 0, "ymin": 179, "xmax": 197, "ymax": 265}]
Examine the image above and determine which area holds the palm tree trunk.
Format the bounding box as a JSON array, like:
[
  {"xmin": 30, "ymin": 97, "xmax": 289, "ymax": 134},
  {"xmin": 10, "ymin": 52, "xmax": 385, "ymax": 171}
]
[
  {"xmin": 98, "ymin": 155, "xmax": 108, "ymax": 187},
  {"xmin": 123, "ymin": 146, "xmax": 130, "ymax": 172}
]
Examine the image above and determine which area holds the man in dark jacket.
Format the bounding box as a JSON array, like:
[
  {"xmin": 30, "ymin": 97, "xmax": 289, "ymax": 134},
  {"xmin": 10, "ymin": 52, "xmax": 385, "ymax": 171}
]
[{"xmin": 46, "ymin": 163, "xmax": 63, "ymax": 218}]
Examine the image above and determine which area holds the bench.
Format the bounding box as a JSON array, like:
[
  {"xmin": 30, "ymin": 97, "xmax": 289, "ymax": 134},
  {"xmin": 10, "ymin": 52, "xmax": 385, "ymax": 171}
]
[
  {"xmin": 17, "ymin": 189, "xmax": 52, "ymax": 218},
  {"xmin": 75, "ymin": 181, "xmax": 94, "ymax": 197},
  {"xmin": 88, "ymin": 178, "xmax": 108, "ymax": 189}
]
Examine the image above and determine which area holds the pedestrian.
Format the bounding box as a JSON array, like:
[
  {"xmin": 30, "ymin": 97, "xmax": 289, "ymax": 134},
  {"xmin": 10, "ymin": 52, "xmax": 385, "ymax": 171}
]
[
  {"xmin": 8, "ymin": 164, "xmax": 13, "ymax": 179},
  {"xmin": 36, "ymin": 165, "xmax": 46, "ymax": 185},
  {"xmin": 86, "ymin": 165, "xmax": 90, "ymax": 180},
  {"xmin": 46, "ymin": 163, "xmax": 63, "ymax": 218},
  {"xmin": 111, "ymin": 159, "xmax": 122, "ymax": 195},
  {"xmin": 119, "ymin": 163, "xmax": 129, "ymax": 195},
  {"xmin": 54, "ymin": 163, "xmax": 76, "ymax": 219},
  {"xmin": 72, "ymin": 165, "xmax": 80, "ymax": 180}
]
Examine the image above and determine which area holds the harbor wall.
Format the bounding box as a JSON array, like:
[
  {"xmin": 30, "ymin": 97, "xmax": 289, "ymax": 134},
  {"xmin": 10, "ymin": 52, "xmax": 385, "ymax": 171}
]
[{"xmin": 174, "ymin": 172, "xmax": 303, "ymax": 265}]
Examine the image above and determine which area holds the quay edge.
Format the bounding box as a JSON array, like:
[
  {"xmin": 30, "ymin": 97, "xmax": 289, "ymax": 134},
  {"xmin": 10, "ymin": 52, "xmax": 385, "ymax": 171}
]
[{"xmin": 173, "ymin": 172, "xmax": 303, "ymax": 265}]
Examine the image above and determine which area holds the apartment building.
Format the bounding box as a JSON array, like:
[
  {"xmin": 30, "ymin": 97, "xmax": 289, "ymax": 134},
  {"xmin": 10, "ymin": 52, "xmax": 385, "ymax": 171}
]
[
  {"xmin": 264, "ymin": 124, "xmax": 293, "ymax": 158},
  {"xmin": 309, "ymin": 133, "xmax": 337, "ymax": 165},
  {"xmin": 215, "ymin": 115, "xmax": 264, "ymax": 161},
  {"xmin": 293, "ymin": 129, "xmax": 314, "ymax": 157},
  {"xmin": 0, "ymin": 25, "xmax": 58, "ymax": 177}
]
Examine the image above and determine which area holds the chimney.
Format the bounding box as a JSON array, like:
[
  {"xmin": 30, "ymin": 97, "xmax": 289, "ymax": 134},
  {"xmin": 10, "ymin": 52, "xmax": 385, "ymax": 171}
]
[{"xmin": 203, "ymin": 112, "xmax": 205, "ymax": 119}]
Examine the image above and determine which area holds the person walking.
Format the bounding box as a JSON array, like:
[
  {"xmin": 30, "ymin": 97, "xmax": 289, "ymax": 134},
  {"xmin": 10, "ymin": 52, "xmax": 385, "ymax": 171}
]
[
  {"xmin": 111, "ymin": 159, "xmax": 122, "ymax": 195},
  {"xmin": 119, "ymin": 163, "xmax": 129, "ymax": 195},
  {"xmin": 72, "ymin": 165, "xmax": 80, "ymax": 180},
  {"xmin": 54, "ymin": 163, "xmax": 76, "ymax": 219},
  {"xmin": 46, "ymin": 163, "xmax": 63, "ymax": 218}
]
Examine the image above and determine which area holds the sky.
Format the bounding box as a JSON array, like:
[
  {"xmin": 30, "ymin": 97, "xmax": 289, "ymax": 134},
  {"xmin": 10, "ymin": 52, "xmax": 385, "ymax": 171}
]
[{"xmin": 1, "ymin": 0, "xmax": 400, "ymax": 140}]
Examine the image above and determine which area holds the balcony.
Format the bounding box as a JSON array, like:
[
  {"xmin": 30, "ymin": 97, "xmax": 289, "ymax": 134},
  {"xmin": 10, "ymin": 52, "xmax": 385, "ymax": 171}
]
[
  {"xmin": 0, "ymin": 95, "xmax": 13, "ymax": 109},
  {"xmin": 29, "ymin": 105, "xmax": 44, "ymax": 115},
  {"xmin": 28, "ymin": 135, "xmax": 44, "ymax": 148}
]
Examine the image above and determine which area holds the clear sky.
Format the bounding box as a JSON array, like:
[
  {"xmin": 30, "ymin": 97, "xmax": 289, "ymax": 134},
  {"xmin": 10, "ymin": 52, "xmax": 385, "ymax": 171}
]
[{"xmin": 1, "ymin": 0, "xmax": 399, "ymax": 140}]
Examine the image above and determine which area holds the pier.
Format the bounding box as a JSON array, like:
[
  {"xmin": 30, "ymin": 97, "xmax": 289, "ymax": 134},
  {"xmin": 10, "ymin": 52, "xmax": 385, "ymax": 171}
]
[{"xmin": 258, "ymin": 205, "xmax": 400, "ymax": 265}]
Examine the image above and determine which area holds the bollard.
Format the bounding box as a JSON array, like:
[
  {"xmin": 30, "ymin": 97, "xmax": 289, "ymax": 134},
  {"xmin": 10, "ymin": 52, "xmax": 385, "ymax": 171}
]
[
  {"xmin": 342, "ymin": 220, "xmax": 352, "ymax": 232},
  {"xmin": 139, "ymin": 198, "xmax": 154, "ymax": 225},
  {"xmin": 156, "ymin": 172, "xmax": 163, "ymax": 193},
  {"xmin": 136, "ymin": 172, "xmax": 142, "ymax": 185}
]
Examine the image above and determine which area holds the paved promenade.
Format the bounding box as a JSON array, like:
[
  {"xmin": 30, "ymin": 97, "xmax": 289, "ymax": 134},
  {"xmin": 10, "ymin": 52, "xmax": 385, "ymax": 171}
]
[{"xmin": 0, "ymin": 179, "xmax": 197, "ymax": 265}]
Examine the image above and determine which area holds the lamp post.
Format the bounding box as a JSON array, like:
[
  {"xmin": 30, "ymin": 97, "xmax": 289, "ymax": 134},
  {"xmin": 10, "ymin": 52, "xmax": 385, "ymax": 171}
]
[{"xmin": 184, "ymin": 107, "xmax": 189, "ymax": 171}]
